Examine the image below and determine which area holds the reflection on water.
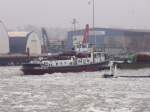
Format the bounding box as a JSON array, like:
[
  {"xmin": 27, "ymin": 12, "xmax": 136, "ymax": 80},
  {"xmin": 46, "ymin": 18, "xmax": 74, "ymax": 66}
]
[{"xmin": 0, "ymin": 67, "xmax": 150, "ymax": 112}]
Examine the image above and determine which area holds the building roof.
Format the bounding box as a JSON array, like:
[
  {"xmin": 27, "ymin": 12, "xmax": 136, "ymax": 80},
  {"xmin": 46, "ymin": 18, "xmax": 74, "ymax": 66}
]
[
  {"xmin": 98, "ymin": 27, "xmax": 150, "ymax": 33},
  {"xmin": 8, "ymin": 32, "xmax": 29, "ymax": 38},
  {"xmin": 69, "ymin": 27, "xmax": 150, "ymax": 34}
]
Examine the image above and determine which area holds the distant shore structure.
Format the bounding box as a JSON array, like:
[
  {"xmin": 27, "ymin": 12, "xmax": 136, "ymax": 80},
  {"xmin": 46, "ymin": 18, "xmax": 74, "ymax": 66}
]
[
  {"xmin": 67, "ymin": 27, "xmax": 150, "ymax": 55},
  {"xmin": 8, "ymin": 31, "xmax": 42, "ymax": 56},
  {"xmin": 0, "ymin": 21, "xmax": 9, "ymax": 54}
]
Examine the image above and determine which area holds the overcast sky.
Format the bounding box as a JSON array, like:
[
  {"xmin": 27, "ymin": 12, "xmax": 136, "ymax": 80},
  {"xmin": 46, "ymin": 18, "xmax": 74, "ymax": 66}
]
[{"xmin": 0, "ymin": 0, "xmax": 150, "ymax": 29}]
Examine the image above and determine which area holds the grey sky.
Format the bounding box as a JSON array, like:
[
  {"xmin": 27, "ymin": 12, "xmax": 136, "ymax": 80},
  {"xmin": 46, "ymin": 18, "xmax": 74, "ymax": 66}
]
[{"xmin": 0, "ymin": 0, "xmax": 150, "ymax": 29}]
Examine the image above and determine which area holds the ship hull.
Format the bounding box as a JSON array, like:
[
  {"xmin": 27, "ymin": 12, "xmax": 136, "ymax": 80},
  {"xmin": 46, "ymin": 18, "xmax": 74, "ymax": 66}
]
[
  {"xmin": 115, "ymin": 62, "xmax": 150, "ymax": 69},
  {"xmin": 22, "ymin": 62, "xmax": 109, "ymax": 75}
]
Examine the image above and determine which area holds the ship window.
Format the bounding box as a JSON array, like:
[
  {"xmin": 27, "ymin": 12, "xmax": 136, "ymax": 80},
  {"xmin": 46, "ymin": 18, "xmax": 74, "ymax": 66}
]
[
  {"xmin": 44, "ymin": 62, "xmax": 48, "ymax": 65},
  {"xmin": 97, "ymin": 53, "xmax": 101, "ymax": 57},
  {"xmin": 70, "ymin": 62, "xmax": 72, "ymax": 65},
  {"xmin": 78, "ymin": 59, "xmax": 81, "ymax": 63},
  {"xmin": 83, "ymin": 60, "xmax": 86, "ymax": 64}
]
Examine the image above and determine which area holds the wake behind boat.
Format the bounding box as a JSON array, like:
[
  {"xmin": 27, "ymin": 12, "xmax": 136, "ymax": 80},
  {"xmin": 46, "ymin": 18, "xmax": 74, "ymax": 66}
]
[{"xmin": 21, "ymin": 50, "xmax": 109, "ymax": 75}]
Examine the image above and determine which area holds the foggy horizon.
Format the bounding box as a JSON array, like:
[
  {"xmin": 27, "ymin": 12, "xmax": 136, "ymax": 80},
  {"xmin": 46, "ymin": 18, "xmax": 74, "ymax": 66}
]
[{"xmin": 0, "ymin": 0, "xmax": 150, "ymax": 30}]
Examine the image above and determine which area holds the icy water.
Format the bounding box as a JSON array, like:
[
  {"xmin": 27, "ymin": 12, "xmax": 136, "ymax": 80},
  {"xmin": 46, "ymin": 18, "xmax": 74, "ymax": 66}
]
[{"xmin": 0, "ymin": 67, "xmax": 150, "ymax": 112}]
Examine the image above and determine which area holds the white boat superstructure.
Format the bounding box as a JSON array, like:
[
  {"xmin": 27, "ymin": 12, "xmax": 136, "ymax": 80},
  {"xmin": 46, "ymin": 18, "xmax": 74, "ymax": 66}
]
[{"xmin": 31, "ymin": 51, "xmax": 106, "ymax": 67}]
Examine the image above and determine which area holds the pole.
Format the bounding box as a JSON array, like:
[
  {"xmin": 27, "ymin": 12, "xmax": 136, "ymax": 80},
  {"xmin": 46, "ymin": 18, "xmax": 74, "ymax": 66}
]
[
  {"xmin": 73, "ymin": 18, "xmax": 76, "ymax": 32},
  {"xmin": 93, "ymin": 0, "xmax": 95, "ymax": 29},
  {"xmin": 72, "ymin": 18, "xmax": 77, "ymax": 50},
  {"xmin": 92, "ymin": 0, "xmax": 96, "ymax": 49}
]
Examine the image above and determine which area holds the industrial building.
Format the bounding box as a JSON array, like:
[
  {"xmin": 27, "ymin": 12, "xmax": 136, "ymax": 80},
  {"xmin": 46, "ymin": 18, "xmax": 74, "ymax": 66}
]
[
  {"xmin": 67, "ymin": 27, "xmax": 150, "ymax": 55},
  {"xmin": 48, "ymin": 39, "xmax": 65, "ymax": 53},
  {"xmin": 0, "ymin": 21, "xmax": 9, "ymax": 54},
  {"xmin": 8, "ymin": 31, "xmax": 42, "ymax": 56}
]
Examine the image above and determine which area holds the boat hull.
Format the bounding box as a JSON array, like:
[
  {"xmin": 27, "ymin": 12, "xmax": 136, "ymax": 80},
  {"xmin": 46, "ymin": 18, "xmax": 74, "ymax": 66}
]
[
  {"xmin": 22, "ymin": 62, "xmax": 109, "ymax": 75},
  {"xmin": 115, "ymin": 62, "xmax": 150, "ymax": 69}
]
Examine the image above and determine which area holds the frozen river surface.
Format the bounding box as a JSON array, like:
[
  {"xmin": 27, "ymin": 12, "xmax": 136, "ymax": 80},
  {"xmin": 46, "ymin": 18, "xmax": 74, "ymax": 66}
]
[{"xmin": 0, "ymin": 67, "xmax": 150, "ymax": 112}]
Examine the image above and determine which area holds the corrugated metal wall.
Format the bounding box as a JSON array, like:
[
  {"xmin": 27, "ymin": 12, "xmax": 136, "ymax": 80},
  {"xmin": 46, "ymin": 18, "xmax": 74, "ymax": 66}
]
[
  {"xmin": 9, "ymin": 37, "xmax": 27, "ymax": 54},
  {"xmin": 67, "ymin": 28, "xmax": 150, "ymax": 53}
]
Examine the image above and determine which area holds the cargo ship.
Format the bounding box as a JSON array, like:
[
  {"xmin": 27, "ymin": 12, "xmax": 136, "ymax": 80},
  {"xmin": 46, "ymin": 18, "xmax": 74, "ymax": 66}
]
[
  {"xmin": 114, "ymin": 53, "xmax": 150, "ymax": 69},
  {"xmin": 21, "ymin": 51, "xmax": 109, "ymax": 75}
]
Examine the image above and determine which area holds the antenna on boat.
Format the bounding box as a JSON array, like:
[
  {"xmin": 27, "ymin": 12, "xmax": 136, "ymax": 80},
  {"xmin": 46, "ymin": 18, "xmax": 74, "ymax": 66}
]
[
  {"xmin": 72, "ymin": 18, "xmax": 80, "ymax": 51},
  {"xmin": 72, "ymin": 18, "xmax": 77, "ymax": 33},
  {"xmin": 92, "ymin": 0, "xmax": 96, "ymax": 49},
  {"xmin": 88, "ymin": 0, "xmax": 96, "ymax": 50},
  {"xmin": 72, "ymin": 18, "xmax": 77, "ymax": 50}
]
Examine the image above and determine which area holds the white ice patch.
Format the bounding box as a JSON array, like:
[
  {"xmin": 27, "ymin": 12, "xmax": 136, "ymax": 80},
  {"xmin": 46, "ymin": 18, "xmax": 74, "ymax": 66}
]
[
  {"xmin": 116, "ymin": 68, "xmax": 150, "ymax": 77},
  {"xmin": 87, "ymin": 106, "xmax": 105, "ymax": 112},
  {"xmin": 0, "ymin": 68, "xmax": 150, "ymax": 111}
]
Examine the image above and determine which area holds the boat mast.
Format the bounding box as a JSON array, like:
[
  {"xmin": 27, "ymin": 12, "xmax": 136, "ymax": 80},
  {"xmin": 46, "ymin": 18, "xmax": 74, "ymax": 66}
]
[
  {"xmin": 92, "ymin": 0, "xmax": 96, "ymax": 49},
  {"xmin": 72, "ymin": 18, "xmax": 79, "ymax": 51},
  {"xmin": 89, "ymin": 0, "xmax": 96, "ymax": 50}
]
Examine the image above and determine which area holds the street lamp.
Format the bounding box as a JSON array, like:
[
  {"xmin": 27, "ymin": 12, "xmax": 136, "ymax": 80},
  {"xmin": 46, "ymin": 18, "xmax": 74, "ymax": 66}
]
[
  {"xmin": 89, "ymin": 0, "xmax": 96, "ymax": 48},
  {"xmin": 93, "ymin": 0, "xmax": 96, "ymax": 49},
  {"xmin": 92, "ymin": 0, "xmax": 95, "ymax": 30}
]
